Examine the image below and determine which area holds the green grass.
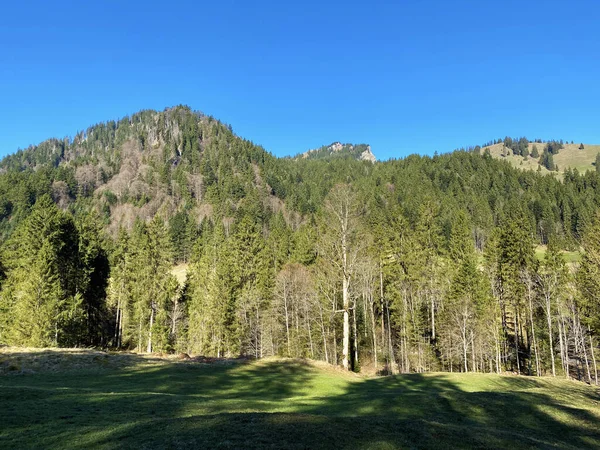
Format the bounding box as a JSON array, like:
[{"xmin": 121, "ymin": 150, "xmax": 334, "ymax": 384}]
[
  {"xmin": 171, "ymin": 263, "xmax": 189, "ymax": 287},
  {"xmin": 534, "ymin": 245, "xmax": 582, "ymax": 264},
  {"xmin": 482, "ymin": 142, "xmax": 600, "ymax": 176},
  {"xmin": 1, "ymin": 350, "xmax": 599, "ymax": 449}
]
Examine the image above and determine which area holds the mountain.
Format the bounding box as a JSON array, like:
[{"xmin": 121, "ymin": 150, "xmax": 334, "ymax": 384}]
[
  {"xmin": 297, "ymin": 142, "xmax": 376, "ymax": 162},
  {"xmin": 0, "ymin": 107, "xmax": 386, "ymax": 242},
  {"xmin": 2, "ymin": 105, "xmax": 600, "ymax": 378},
  {"xmin": 0, "ymin": 106, "xmax": 599, "ymax": 256}
]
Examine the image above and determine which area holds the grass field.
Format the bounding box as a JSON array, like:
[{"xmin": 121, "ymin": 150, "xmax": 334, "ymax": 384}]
[
  {"xmin": 481, "ymin": 142, "xmax": 600, "ymax": 176},
  {"xmin": 1, "ymin": 349, "xmax": 599, "ymax": 449},
  {"xmin": 534, "ymin": 245, "xmax": 582, "ymax": 264}
]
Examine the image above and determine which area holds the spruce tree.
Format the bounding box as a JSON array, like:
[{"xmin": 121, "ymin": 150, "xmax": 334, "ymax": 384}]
[{"xmin": 0, "ymin": 195, "xmax": 79, "ymax": 346}]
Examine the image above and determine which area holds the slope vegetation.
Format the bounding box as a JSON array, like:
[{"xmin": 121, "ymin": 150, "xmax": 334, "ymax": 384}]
[{"xmin": 482, "ymin": 142, "xmax": 600, "ymax": 174}]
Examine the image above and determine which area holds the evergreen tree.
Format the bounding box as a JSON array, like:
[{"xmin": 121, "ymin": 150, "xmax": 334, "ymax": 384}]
[
  {"xmin": 494, "ymin": 211, "xmax": 536, "ymax": 373},
  {"xmin": 578, "ymin": 212, "xmax": 600, "ymax": 335},
  {"xmin": 0, "ymin": 195, "xmax": 81, "ymax": 346},
  {"xmin": 540, "ymin": 150, "xmax": 556, "ymax": 171}
]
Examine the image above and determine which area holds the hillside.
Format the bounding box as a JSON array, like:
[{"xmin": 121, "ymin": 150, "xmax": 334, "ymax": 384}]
[
  {"xmin": 1, "ymin": 349, "xmax": 599, "ymax": 449},
  {"xmin": 480, "ymin": 141, "xmax": 600, "ymax": 175},
  {"xmin": 1, "ymin": 106, "xmax": 600, "ymax": 386},
  {"xmin": 297, "ymin": 142, "xmax": 377, "ymax": 162}
]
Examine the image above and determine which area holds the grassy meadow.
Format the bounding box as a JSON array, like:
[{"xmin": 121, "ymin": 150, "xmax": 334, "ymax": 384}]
[
  {"xmin": 482, "ymin": 142, "xmax": 600, "ymax": 175},
  {"xmin": 534, "ymin": 245, "xmax": 582, "ymax": 264},
  {"xmin": 1, "ymin": 349, "xmax": 599, "ymax": 449}
]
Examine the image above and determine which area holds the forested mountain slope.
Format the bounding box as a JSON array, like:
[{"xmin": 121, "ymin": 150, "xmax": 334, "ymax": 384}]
[
  {"xmin": 1, "ymin": 106, "xmax": 599, "ymax": 382},
  {"xmin": 296, "ymin": 142, "xmax": 376, "ymax": 162}
]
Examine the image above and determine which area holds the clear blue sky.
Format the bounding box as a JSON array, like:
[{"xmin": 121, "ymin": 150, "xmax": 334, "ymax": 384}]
[{"xmin": 1, "ymin": 0, "xmax": 599, "ymax": 160}]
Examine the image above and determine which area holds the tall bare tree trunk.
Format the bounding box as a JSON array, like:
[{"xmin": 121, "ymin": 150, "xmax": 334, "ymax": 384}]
[
  {"xmin": 147, "ymin": 306, "xmax": 154, "ymax": 353},
  {"xmin": 318, "ymin": 303, "xmax": 328, "ymax": 363},
  {"xmin": 529, "ymin": 304, "xmax": 540, "ymax": 376},
  {"xmin": 589, "ymin": 326, "xmax": 598, "ymax": 385},
  {"xmin": 332, "ymin": 325, "xmax": 338, "ymax": 365},
  {"xmin": 114, "ymin": 298, "xmax": 122, "ymax": 348},
  {"xmin": 284, "ymin": 287, "xmax": 291, "ymax": 356},
  {"xmin": 380, "ymin": 266, "xmax": 385, "ymax": 369},
  {"xmin": 514, "ymin": 306, "xmax": 521, "ymax": 374},
  {"xmin": 558, "ymin": 315, "xmax": 568, "ymax": 378},
  {"xmin": 342, "ymin": 275, "xmax": 350, "ymax": 370},
  {"xmin": 370, "ymin": 293, "xmax": 378, "ymax": 369},
  {"xmin": 172, "ymin": 296, "xmax": 179, "ymax": 336},
  {"xmin": 352, "ymin": 298, "xmax": 358, "ymax": 369},
  {"xmin": 545, "ymin": 294, "xmax": 556, "ymax": 376},
  {"xmin": 386, "ymin": 300, "xmax": 396, "ymax": 374},
  {"xmin": 471, "ymin": 334, "xmax": 476, "ymax": 372},
  {"xmin": 462, "ymin": 327, "xmax": 469, "ymax": 372},
  {"xmin": 430, "ymin": 289, "xmax": 436, "ymax": 341},
  {"xmin": 308, "ymin": 322, "xmax": 314, "ymax": 359},
  {"xmin": 582, "ymin": 328, "xmax": 592, "ymax": 384},
  {"xmin": 138, "ymin": 319, "xmax": 142, "ymax": 353}
]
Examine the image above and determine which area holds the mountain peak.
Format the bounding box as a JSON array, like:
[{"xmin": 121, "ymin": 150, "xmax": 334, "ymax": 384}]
[{"xmin": 297, "ymin": 142, "xmax": 376, "ymax": 162}]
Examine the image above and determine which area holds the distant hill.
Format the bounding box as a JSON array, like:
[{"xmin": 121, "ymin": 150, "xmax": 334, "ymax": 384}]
[
  {"xmin": 296, "ymin": 142, "xmax": 376, "ymax": 162},
  {"xmin": 479, "ymin": 141, "xmax": 600, "ymax": 175}
]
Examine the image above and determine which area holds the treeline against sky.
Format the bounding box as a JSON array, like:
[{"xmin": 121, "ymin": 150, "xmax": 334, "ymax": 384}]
[{"xmin": 0, "ymin": 107, "xmax": 599, "ymax": 380}]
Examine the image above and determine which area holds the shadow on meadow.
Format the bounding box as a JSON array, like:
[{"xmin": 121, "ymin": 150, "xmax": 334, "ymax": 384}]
[{"xmin": 1, "ymin": 350, "xmax": 599, "ymax": 449}]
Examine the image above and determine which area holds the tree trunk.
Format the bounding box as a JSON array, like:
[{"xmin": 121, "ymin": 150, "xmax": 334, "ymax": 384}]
[
  {"xmin": 352, "ymin": 298, "xmax": 358, "ymax": 370},
  {"xmin": 284, "ymin": 288, "xmax": 291, "ymax": 356},
  {"xmin": 527, "ymin": 293, "xmax": 541, "ymax": 376},
  {"xmin": 589, "ymin": 326, "xmax": 598, "ymax": 385},
  {"xmin": 462, "ymin": 328, "xmax": 469, "ymax": 372},
  {"xmin": 380, "ymin": 265, "xmax": 385, "ymax": 369},
  {"xmin": 582, "ymin": 326, "xmax": 592, "ymax": 384},
  {"xmin": 138, "ymin": 319, "xmax": 142, "ymax": 353},
  {"xmin": 545, "ymin": 295, "xmax": 556, "ymax": 376},
  {"xmin": 431, "ymin": 291, "xmax": 436, "ymax": 341},
  {"xmin": 370, "ymin": 292, "xmax": 378, "ymax": 369},
  {"xmin": 306, "ymin": 308, "xmax": 314, "ymax": 359},
  {"xmin": 342, "ymin": 275, "xmax": 350, "ymax": 370},
  {"xmin": 386, "ymin": 300, "xmax": 396, "ymax": 374},
  {"xmin": 514, "ymin": 306, "xmax": 520, "ymax": 374},
  {"xmin": 557, "ymin": 315, "xmax": 568, "ymax": 378},
  {"xmin": 471, "ymin": 334, "xmax": 476, "ymax": 373},
  {"xmin": 147, "ymin": 306, "xmax": 154, "ymax": 354},
  {"xmin": 318, "ymin": 303, "xmax": 328, "ymax": 363},
  {"xmin": 114, "ymin": 300, "xmax": 121, "ymax": 348}
]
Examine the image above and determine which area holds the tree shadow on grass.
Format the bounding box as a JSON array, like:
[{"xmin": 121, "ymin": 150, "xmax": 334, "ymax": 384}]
[
  {"xmin": 315, "ymin": 373, "xmax": 600, "ymax": 449},
  {"xmin": 1, "ymin": 353, "xmax": 599, "ymax": 449}
]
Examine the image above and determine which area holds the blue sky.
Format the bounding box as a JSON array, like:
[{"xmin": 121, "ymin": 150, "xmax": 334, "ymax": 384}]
[{"xmin": 1, "ymin": 0, "xmax": 599, "ymax": 160}]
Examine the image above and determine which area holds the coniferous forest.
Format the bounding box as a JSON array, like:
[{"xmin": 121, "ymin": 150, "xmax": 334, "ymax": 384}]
[{"xmin": 1, "ymin": 106, "xmax": 600, "ymax": 381}]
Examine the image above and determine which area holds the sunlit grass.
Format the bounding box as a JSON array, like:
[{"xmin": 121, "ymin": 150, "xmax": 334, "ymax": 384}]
[
  {"xmin": 0, "ymin": 349, "xmax": 599, "ymax": 449},
  {"xmin": 534, "ymin": 245, "xmax": 581, "ymax": 264}
]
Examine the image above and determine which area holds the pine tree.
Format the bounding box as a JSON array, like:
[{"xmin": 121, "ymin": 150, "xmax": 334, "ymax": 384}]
[
  {"xmin": 0, "ymin": 195, "xmax": 79, "ymax": 346},
  {"xmin": 107, "ymin": 228, "xmax": 132, "ymax": 348},
  {"xmin": 578, "ymin": 212, "xmax": 600, "ymax": 335},
  {"xmin": 126, "ymin": 217, "xmax": 177, "ymax": 353},
  {"xmin": 187, "ymin": 221, "xmax": 232, "ymax": 356},
  {"xmin": 495, "ymin": 210, "xmax": 536, "ymax": 373},
  {"xmin": 538, "ymin": 239, "xmax": 567, "ymax": 376},
  {"xmin": 73, "ymin": 212, "xmax": 110, "ymax": 346}
]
